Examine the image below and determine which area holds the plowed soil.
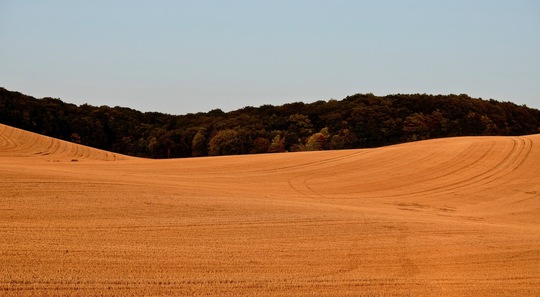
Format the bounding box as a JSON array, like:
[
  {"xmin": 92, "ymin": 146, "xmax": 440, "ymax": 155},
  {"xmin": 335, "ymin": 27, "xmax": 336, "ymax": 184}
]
[{"xmin": 1, "ymin": 123, "xmax": 539, "ymax": 296}]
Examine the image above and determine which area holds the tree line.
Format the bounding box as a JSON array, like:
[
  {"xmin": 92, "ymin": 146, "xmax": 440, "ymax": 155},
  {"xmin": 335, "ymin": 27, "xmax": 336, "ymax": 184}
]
[{"xmin": 1, "ymin": 87, "xmax": 539, "ymax": 158}]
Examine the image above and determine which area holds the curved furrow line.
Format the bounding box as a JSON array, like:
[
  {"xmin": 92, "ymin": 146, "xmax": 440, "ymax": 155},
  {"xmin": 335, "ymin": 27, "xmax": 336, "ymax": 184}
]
[
  {"xmin": 42, "ymin": 136, "xmax": 59, "ymax": 156},
  {"xmin": 71, "ymin": 140, "xmax": 86, "ymax": 158},
  {"xmin": 332, "ymin": 140, "xmax": 496, "ymax": 198},
  {"xmin": 304, "ymin": 146, "xmax": 452, "ymax": 198},
  {"xmin": 20, "ymin": 129, "xmax": 46, "ymax": 154},
  {"xmin": 508, "ymin": 136, "xmax": 534, "ymax": 172},
  {"xmin": 283, "ymin": 142, "xmax": 440, "ymax": 198},
  {"xmin": 457, "ymin": 136, "xmax": 537, "ymax": 205},
  {"xmin": 322, "ymin": 141, "xmax": 455, "ymax": 187},
  {"xmin": 389, "ymin": 137, "xmax": 530, "ymax": 199},
  {"xmin": 4, "ymin": 127, "xmax": 27, "ymax": 152},
  {"xmin": 406, "ymin": 141, "xmax": 490, "ymax": 177},
  {"xmin": 0, "ymin": 124, "xmax": 128, "ymax": 161},
  {"xmin": 62, "ymin": 139, "xmax": 74, "ymax": 157},
  {"xmin": 55, "ymin": 138, "xmax": 69, "ymax": 156},
  {"xmin": 303, "ymin": 136, "xmax": 478, "ymax": 197},
  {"xmin": 0, "ymin": 126, "xmax": 18, "ymax": 150},
  {"xmin": 376, "ymin": 141, "xmax": 492, "ymax": 190},
  {"xmin": 287, "ymin": 179, "xmax": 321, "ymax": 199},
  {"xmin": 347, "ymin": 139, "xmax": 503, "ymax": 199},
  {"xmin": 259, "ymin": 143, "xmax": 415, "ymax": 176},
  {"xmin": 245, "ymin": 150, "xmax": 371, "ymax": 175},
  {"xmin": 499, "ymin": 136, "xmax": 540, "ymax": 186},
  {"xmin": 43, "ymin": 138, "xmax": 58, "ymax": 155},
  {"xmin": 469, "ymin": 137, "xmax": 533, "ymax": 187},
  {"xmin": 433, "ymin": 137, "xmax": 529, "ymax": 193}
]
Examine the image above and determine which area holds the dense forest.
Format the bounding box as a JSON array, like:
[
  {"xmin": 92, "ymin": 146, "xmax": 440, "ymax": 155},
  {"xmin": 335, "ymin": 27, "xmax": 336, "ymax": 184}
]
[{"xmin": 1, "ymin": 87, "xmax": 540, "ymax": 159}]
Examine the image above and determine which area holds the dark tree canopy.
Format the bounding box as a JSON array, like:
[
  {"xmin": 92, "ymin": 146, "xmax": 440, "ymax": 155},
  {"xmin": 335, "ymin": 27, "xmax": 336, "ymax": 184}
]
[{"xmin": 1, "ymin": 87, "xmax": 539, "ymax": 158}]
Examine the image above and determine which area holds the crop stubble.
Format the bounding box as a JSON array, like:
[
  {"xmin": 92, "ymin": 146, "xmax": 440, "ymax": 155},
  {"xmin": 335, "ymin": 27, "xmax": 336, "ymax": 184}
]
[{"xmin": 0, "ymin": 124, "xmax": 539, "ymax": 296}]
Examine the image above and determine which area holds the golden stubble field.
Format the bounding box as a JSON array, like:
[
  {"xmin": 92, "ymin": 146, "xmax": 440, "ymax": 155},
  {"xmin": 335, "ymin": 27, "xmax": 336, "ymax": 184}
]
[{"xmin": 0, "ymin": 123, "xmax": 539, "ymax": 296}]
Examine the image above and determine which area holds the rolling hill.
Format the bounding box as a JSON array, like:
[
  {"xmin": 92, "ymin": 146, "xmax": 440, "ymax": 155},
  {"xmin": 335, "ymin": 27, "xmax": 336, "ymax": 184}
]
[
  {"xmin": 0, "ymin": 123, "xmax": 538, "ymax": 296},
  {"xmin": 3, "ymin": 87, "xmax": 540, "ymax": 159}
]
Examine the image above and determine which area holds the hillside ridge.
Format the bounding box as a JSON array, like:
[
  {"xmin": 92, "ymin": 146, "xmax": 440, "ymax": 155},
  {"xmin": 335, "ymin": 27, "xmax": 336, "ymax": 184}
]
[{"xmin": 0, "ymin": 123, "xmax": 129, "ymax": 161}]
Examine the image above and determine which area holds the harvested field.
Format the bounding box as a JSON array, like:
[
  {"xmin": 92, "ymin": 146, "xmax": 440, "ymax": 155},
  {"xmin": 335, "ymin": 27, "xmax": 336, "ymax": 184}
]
[{"xmin": 0, "ymin": 123, "xmax": 539, "ymax": 296}]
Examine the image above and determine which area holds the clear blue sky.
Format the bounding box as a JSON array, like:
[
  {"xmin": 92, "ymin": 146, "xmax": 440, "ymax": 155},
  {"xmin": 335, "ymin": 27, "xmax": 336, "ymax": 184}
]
[{"xmin": 1, "ymin": 0, "xmax": 539, "ymax": 114}]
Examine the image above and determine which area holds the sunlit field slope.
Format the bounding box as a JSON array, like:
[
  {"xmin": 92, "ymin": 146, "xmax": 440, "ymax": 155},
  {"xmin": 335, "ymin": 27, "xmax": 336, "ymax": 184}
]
[{"xmin": 1, "ymin": 123, "xmax": 539, "ymax": 296}]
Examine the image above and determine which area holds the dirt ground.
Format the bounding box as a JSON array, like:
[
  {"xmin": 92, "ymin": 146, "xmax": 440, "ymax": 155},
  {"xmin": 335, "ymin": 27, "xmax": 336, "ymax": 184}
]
[{"xmin": 1, "ymin": 123, "xmax": 539, "ymax": 296}]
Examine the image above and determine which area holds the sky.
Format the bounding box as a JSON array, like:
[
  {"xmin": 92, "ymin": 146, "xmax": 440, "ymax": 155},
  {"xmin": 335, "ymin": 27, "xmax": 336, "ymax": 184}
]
[{"xmin": 1, "ymin": 0, "xmax": 539, "ymax": 114}]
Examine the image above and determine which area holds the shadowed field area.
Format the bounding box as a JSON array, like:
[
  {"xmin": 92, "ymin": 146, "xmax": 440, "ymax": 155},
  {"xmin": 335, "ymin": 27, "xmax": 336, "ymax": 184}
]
[{"xmin": 1, "ymin": 123, "xmax": 539, "ymax": 296}]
